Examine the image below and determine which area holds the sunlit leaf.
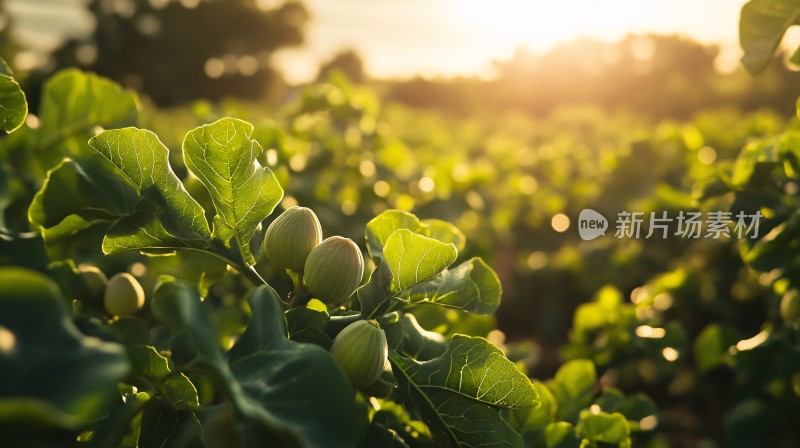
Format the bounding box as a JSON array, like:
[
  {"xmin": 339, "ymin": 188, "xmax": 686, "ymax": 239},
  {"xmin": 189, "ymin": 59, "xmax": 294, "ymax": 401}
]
[
  {"xmin": 401, "ymin": 257, "xmax": 501, "ymax": 315},
  {"xmin": 740, "ymin": 0, "xmax": 800, "ymax": 74},
  {"xmin": 88, "ymin": 128, "xmax": 211, "ymax": 252},
  {"xmin": 390, "ymin": 335, "xmax": 538, "ymax": 448},
  {"xmin": 383, "ymin": 229, "xmax": 457, "ymax": 293},
  {"xmin": 365, "ymin": 209, "xmax": 464, "ymax": 261},
  {"xmin": 183, "ymin": 118, "xmax": 283, "ymax": 266},
  {"xmin": 0, "ymin": 58, "xmax": 27, "ymax": 134},
  {"xmin": 37, "ymin": 69, "xmax": 138, "ymax": 157}
]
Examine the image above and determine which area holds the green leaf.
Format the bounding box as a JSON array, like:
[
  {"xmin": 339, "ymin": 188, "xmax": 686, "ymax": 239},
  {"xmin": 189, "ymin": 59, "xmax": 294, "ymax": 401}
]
[
  {"xmin": 365, "ymin": 209, "xmax": 464, "ymax": 261},
  {"xmin": 155, "ymin": 279, "xmax": 366, "ymax": 447},
  {"xmin": 544, "ymin": 422, "xmax": 579, "ymax": 448},
  {"xmin": 37, "ymin": 69, "xmax": 139, "ymax": 155},
  {"xmin": 383, "ymin": 229, "xmax": 457, "ymax": 293},
  {"xmin": 520, "ymin": 381, "xmax": 558, "ymax": 431},
  {"xmin": 285, "ymin": 304, "xmax": 331, "ymax": 347},
  {"xmin": 28, "ymin": 158, "xmax": 138, "ymax": 230},
  {"xmin": 88, "ymin": 128, "xmax": 212, "ymax": 253},
  {"xmin": 358, "ymin": 258, "xmax": 398, "ymax": 319},
  {"xmin": 401, "ymin": 257, "xmax": 501, "ymax": 315},
  {"xmin": 693, "ymin": 324, "xmax": 738, "ymax": 373},
  {"xmin": 390, "ymin": 335, "xmax": 538, "ymax": 448},
  {"xmin": 739, "ymin": 0, "xmax": 800, "ymax": 74},
  {"xmin": 111, "ymin": 317, "xmax": 151, "ymax": 346},
  {"xmin": 0, "ymin": 60, "xmax": 27, "ymax": 134},
  {"xmin": 744, "ymin": 210, "xmax": 800, "ymax": 271},
  {"xmin": 576, "ymin": 411, "xmax": 630, "ymax": 447},
  {"xmin": 127, "ymin": 345, "xmax": 199, "ymax": 410},
  {"xmin": 422, "ymin": 219, "xmax": 466, "ymax": 252},
  {"xmin": 183, "ymin": 118, "xmax": 283, "ymax": 266},
  {"xmin": 548, "ymin": 359, "xmax": 597, "ymax": 423},
  {"xmin": 0, "ymin": 268, "xmax": 129, "ymax": 429},
  {"xmin": 386, "ymin": 312, "xmax": 447, "ymax": 361},
  {"xmin": 138, "ymin": 404, "xmax": 203, "ymax": 448}
]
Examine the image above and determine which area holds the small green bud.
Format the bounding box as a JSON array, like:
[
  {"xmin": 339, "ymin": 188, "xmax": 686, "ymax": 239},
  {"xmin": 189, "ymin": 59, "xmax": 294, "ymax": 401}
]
[
  {"xmin": 262, "ymin": 206, "xmax": 323, "ymax": 271},
  {"xmin": 330, "ymin": 320, "xmax": 388, "ymax": 389},
  {"xmin": 78, "ymin": 265, "xmax": 108, "ymax": 306},
  {"xmin": 104, "ymin": 273, "xmax": 145, "ymax": 317},
  {"xmin": 781, "ymin": 290, "xmax": 800, "ymax": 326},
  {"xmin": 304, "ymin": 236, "xmax": 364, "ymax": 304}
]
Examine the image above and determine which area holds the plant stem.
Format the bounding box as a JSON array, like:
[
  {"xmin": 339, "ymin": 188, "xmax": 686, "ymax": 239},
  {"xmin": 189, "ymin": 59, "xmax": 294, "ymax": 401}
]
[{"xmin": 286, "ymin": 270, "xmax": 311, "ymax": 308}]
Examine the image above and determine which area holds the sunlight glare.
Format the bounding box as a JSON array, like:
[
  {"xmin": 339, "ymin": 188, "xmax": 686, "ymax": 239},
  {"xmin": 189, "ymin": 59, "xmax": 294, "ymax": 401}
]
[{"xmin": 451, "ymin": 0, "xmax": 659, "ymax": 52}]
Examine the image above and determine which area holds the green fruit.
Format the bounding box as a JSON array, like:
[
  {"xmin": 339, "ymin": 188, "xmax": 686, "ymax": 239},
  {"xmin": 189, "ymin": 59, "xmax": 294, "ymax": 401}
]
[
  {"xmin": 78, "ymin": 265, "xmax": 107, "ymax": 305},
  {"xmin": 262, "ymin": 206, "xmax": 322, "ymax": 271},
  {"xmin": 781, "ymin": 290, "xmax": 800, "ymax": 326},
  {"xmin": 304, "ymin": 236, "xmax": 364, "ymax": 304},
  {"xmin": 330, "ymin": 320, "xmax": 388, "ymax": 389},
  {"xmin": 104, "ymin": 273, "xmax": 145, "ymax": 317}
]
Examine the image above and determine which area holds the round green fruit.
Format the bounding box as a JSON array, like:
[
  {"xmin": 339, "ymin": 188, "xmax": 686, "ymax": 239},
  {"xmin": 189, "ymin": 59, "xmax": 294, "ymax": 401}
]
[
  {"xmin": 304, "ymin": 236, "xmax": 364, "ymax": 304},
  {"xmin": 262, "ymin": 206, "xmax": 323, "ymax": 271},
  {"xmin": 781, "ymin": 290, "xmax": 800, "ymax": 326},
  {"xmin": 78, "ymin": 265, "xmax": 108, "ymax": 305},
  {"xmin": 104, "ymin": 273, "xmax": 145, "ymax": 317},
  {"xmin": 330, "ymin": 320, "xmax": 388, "ymax": 389}
]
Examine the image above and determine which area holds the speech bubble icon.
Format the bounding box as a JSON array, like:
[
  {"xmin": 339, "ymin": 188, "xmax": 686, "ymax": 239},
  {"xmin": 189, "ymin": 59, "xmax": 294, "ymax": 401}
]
[{"xmin": 578, "ymin": 209, "xmax": 608, "ymax": 240}]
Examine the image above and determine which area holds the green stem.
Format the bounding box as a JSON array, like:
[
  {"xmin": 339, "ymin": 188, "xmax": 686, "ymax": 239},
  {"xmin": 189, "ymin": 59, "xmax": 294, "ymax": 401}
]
[{"xmin": 287, "ymin": 270, "xmax": 312, "ymax": 308}]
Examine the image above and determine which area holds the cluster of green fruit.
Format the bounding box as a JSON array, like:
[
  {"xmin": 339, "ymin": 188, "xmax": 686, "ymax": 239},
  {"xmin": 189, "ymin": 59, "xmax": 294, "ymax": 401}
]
[
  {"xmin": 78, "ymin": 267, "xmax": 145, "ymax": 318},
  {"xmin": 262, "ymin": 206, "xmax": 391, "ymax": 392}
]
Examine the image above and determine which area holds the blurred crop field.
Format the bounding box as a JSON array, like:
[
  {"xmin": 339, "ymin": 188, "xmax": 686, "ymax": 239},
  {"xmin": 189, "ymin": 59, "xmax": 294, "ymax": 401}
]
[{"xmin": 3, "ymin": 1, "xmax": 800, "ymax": 447}]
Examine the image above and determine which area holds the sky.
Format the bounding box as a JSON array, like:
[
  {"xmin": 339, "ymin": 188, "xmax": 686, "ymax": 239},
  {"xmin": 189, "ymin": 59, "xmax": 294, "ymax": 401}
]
[
  {"xmin": 2, "ymin": 0, "xmax": 773, "ymax": 83},
  {"xmin": 275, "ymin": 0, "xmax": 753, "ymax": 82}
]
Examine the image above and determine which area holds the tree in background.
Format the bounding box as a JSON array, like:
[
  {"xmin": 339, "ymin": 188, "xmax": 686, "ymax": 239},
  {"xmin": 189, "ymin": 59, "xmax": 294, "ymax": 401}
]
[
  {"xmin": 316, "ymin": 48, "xmax": 365, "ymax": 84},
  {"xmin": 51, "ymin": 0, "xmax": 308, "ymax": 106}
]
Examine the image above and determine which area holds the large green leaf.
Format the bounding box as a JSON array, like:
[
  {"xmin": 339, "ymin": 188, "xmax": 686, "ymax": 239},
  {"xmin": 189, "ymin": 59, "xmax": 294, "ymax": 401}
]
[
  {"xmin": 401, "ymin": 257, "xmax": 501, "ymax": 315},
  {"xmin": 0, "ymin": 59, "xmax": 27, "ymax": 134},
  {"xmin": 739, "ymin": 0, "xmax": 800, "ymax": 74},
  {"xmin": 183, "ymin": 118, "xmax": 283, "ymax": 266},
  {"xmin": 390, "ymin": 335, "xmax": 538, "ymax": 448},
  {"xmin": 383, "ymin": 229, "xmax": 457, "ymax": 293},
  {"xmin": 153, "ymin": 279, "xmax": 366, "ymax": 447},
  {"xmin": 37, "ymin": 69, "xmax": 139, "ymax": 155},
  {"xmin": 366, "ymin": 209, "xmax": 465, "ymax": 261},
  {"xmin": 88, "ymin": 128, "xmax": 211, "ymax": 253},
  {"xmin": 0, "ymin": 268, "xmax": 129, "ymax": 431},
  {"xmin": 29, "ymin": 158, "xmax": 138, "ymax": 230}
]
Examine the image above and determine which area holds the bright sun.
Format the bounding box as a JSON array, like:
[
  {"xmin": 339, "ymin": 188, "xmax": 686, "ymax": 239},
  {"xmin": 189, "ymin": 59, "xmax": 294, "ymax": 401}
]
[{"xmin": 450, "ymin": 0, "xmax": 687, "ymax": 52}]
